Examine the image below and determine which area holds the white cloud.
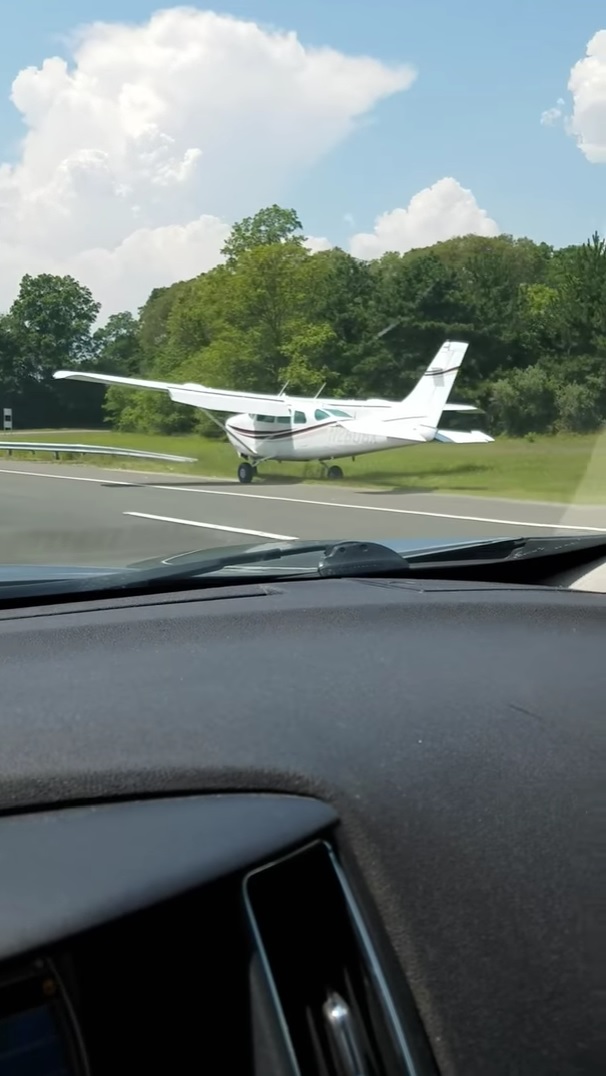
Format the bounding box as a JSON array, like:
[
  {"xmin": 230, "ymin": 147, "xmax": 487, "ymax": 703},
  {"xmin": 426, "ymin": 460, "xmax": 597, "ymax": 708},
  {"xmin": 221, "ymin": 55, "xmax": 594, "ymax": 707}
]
[
  {"xmin": 349, "ymin": 177, "xmax": 499, "ymax": 259},
  {"xmin": 0, "ymin": 6, "xmax": 415, "ymax": 315},
  {"xmin": 304, "ymin": 234, "xmax": 332, "ymax": 253},
  {"xmin": 540, "ymin": 99, "xmax": 565, "ymax": 126},
  {"xmin": 566, "ymin": 30, "xmax": 606, "ymax": 162}
]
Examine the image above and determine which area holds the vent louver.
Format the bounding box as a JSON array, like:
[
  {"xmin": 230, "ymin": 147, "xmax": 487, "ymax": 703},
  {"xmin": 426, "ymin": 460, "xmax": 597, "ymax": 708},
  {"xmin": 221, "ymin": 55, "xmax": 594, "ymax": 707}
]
[{"xmin": 244, "ymin": 840, "xmax": 417, "ymax": 1076}]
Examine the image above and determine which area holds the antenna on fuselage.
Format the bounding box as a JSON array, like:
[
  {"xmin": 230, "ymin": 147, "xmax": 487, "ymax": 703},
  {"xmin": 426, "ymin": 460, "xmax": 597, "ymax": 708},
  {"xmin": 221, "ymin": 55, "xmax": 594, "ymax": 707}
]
[
  {"xmin": 313, "ymin": 382, "xmax": 326, "ymax": 399},
  {"xmin": 278, "ymin": 380, "xmax": 290, "ymax": 396}
]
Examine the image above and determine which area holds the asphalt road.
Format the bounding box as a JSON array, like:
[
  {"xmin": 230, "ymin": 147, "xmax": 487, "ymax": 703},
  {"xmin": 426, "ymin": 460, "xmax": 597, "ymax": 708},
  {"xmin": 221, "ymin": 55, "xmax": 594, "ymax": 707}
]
[{"xmin": 1, "ymin": 460, "xmax": 606, "ymax": 568}]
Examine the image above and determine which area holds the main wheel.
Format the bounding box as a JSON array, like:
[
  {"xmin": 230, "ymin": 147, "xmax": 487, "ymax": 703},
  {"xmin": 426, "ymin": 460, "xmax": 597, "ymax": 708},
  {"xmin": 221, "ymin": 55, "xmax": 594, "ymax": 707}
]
[
  {"xmin": 326, "ymin": 465, "xmax": 343, "ymax": 480},
  {"xmin": 237, "ymin": 462, "xmax": 255, "ymax": 484}
]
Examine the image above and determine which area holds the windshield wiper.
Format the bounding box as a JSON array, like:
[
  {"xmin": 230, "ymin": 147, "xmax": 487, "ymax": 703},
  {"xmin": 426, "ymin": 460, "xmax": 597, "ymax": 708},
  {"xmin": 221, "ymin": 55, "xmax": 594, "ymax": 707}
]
[
  {"xmin": 110, "ymin": 540, "xmax": 411, "ymax": 588},
  {"xmin": 58, "ymin": 533, "xmax": 606, "ymax": 591},
  {"xmin": 132, "ymin": 533, "xmax": 606, "ymax": 584},
  {"xmin": 1, "ymin": 534, "xmax": 606, "ymax": 607}
]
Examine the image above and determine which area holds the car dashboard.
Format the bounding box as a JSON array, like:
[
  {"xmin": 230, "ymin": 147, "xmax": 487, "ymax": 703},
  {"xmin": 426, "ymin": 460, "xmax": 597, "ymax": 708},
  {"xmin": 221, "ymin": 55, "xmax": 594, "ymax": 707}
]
[
  {"xmin": 0, "ymin": 574, "xmax": 602, "ymax": 1075},
  {"xmin": 2, "ymin": 796, "xmax": 420, "ymax": 1075}
]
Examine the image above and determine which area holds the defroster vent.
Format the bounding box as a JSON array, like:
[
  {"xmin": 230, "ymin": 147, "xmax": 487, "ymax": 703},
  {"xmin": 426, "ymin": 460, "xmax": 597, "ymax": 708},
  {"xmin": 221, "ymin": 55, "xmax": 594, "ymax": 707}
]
[{"xmin": 243, "ymin": 840, "xmax": 419, "ymax": 1076}]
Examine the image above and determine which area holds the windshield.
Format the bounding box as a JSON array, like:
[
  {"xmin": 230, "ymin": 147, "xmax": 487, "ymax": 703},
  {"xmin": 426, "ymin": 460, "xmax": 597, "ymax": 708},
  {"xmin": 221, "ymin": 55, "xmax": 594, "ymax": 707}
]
[{"xmin": 1, "ymin": 4, "xmax": 605, "ymax": 585}]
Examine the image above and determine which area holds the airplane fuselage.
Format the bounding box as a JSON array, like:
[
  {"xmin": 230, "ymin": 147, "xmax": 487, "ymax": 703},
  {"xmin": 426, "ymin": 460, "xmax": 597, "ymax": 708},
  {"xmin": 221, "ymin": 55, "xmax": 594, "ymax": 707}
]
[{"xmin": 224, "ymin": 409, "xmax": 432, "ymax": 462}]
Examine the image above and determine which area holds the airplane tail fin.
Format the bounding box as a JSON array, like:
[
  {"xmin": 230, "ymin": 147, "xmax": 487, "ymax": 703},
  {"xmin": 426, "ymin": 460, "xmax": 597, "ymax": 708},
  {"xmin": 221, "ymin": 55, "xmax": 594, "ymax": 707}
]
[{"xmin": 393, "ymin": 341, "xmax": 469, "ymax": 427}]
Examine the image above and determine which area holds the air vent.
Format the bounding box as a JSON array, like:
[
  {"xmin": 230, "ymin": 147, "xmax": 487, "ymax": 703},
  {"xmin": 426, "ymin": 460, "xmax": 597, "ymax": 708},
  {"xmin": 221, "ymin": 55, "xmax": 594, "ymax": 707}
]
[{"xmin": 243, "ymin": 840, "xmax": 416, "ymax": 1076}]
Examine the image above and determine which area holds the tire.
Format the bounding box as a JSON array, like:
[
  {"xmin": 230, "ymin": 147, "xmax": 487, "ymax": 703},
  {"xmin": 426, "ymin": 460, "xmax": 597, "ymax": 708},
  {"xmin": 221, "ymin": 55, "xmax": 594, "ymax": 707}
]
[
  {"xmin": 327, "ymin": 465, "xmax": 343, "ymax": 480},
  {"xmin": 237, "ymin": 462, "xmax": 254, "ymax": 484}
]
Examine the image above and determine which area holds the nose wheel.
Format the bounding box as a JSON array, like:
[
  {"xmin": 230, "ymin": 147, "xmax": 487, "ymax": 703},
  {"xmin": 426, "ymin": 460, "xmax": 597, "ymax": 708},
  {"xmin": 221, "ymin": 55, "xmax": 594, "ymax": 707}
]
[
  {"xmin": 237, "ymin": 461, "xmax": 256, "ymax": 484},
  {"xmin": 326, "ymin": 465, "xmax": 343, "ymax": 480}
]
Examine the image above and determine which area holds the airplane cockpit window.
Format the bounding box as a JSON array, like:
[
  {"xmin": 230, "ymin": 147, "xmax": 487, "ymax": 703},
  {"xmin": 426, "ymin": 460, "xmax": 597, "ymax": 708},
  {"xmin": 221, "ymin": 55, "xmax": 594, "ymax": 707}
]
[
  {"xmin": 314, "ymin": 409, "xmax": 330, "ymax": 420},
  {"xmin": 276, "ymin": 416, "xmax": 291, "ymax": 424},
  {"xmin": 254, "ymin": 415, "xmax": 275, "ymax": 424}
]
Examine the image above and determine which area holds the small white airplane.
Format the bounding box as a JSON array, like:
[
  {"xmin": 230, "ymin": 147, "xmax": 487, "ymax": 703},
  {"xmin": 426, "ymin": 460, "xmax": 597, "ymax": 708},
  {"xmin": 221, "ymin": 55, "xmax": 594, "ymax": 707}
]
[{"xmin": 54, "ymin": 340, "xmax": 493, "ymax": 483}]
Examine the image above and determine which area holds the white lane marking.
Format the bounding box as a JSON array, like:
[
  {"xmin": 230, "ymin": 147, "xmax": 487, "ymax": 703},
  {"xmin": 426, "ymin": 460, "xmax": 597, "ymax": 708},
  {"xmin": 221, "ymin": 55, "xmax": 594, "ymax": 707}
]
[
  {"xmin": 124, "ymin": 511, "xmax": 297, "ymax": 541},
  {"xmin": 0, "ymin": 467, "xmax": 133, "ymax": 486},
  {"xmin": 0, "ymin": 466, "xmax": 603, "ymax": 534},
  {"xmin": 150, "ymin": 485, "xmax": 606, "ymax": 534}
]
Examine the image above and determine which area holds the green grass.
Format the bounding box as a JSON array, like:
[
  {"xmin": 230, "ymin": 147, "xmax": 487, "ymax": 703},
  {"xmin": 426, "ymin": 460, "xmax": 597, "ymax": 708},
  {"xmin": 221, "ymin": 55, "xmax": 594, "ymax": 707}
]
[{"xmin": 1, "ymin": 428, "xmax": 606, "ymax": 504}]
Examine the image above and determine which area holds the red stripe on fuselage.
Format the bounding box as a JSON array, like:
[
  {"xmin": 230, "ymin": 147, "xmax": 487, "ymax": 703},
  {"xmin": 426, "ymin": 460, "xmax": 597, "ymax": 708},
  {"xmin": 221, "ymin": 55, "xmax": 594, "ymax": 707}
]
[{"xmin": 227, "ymin": 420, "xmax": 335, "ymax": 441}]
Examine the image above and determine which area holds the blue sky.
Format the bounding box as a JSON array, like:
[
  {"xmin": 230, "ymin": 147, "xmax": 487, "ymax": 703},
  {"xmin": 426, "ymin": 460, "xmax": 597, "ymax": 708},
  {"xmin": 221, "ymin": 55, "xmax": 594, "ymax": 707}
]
[{"xmin": 0, "ymin": 0, "xmax": 604, "ymax": 303}]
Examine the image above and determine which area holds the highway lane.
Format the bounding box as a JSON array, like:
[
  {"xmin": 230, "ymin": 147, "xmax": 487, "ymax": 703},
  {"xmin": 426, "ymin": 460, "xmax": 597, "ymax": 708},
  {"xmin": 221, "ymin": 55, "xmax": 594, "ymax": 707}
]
[{"xmin": 1, "ymin": 461, "xmax": 605, "ymax": 567}]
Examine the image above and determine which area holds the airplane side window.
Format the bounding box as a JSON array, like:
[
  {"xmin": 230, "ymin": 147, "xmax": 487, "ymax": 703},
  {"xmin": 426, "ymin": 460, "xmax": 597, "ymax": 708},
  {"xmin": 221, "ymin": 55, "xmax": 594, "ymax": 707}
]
[
  {"xmin": 294, "ymin": 411, "xmax": 306, "ymax": 424},
  {"xmin": 314, "ymin": 409, "xmax": 330, "ymax": 420},
  {"xmin": 327, "ymin": 407, "xmax": 350, "ymax": 418},
  {"xmin": 276, "ymin": 416, "xmax": 291, "ymax": 424}
]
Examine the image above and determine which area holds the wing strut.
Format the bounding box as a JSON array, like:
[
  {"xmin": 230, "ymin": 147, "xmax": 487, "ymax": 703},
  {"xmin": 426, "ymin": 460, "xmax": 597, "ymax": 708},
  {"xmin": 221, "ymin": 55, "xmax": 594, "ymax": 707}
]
[{"xmin": 199, "ymin": 407, "xmax": 254, "ymax": 457}]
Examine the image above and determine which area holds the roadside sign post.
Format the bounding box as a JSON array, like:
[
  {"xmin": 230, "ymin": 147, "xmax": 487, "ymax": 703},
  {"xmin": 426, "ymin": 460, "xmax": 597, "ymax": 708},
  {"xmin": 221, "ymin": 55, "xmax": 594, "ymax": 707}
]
[{"xmin": 2, "ymin": 408, "xmax": 12, "ymax": 431}]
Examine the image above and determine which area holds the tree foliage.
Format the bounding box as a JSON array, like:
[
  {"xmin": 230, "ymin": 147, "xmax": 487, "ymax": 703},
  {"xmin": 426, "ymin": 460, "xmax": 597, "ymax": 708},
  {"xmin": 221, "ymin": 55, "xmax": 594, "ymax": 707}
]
[
  {"xmin": 1, "ymin": 210, "xmax": 605, "ymax": 436},
  {"xmin": 221, "ymin": 204, "xmax": 304, "ymax": 266}
]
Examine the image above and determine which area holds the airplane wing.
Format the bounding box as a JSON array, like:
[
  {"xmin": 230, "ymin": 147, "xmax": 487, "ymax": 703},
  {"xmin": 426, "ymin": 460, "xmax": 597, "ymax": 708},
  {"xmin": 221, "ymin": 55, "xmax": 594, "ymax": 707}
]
[
  {"xmin": 53, "ymin": 370, "xmax": 180, "ymax": 392},
  {"xmin": 53, "ymin": 370, "xmax": 292, "ymax": 418},
  {"xmin": 167, "ymin": 385, "xmax": 291, "ymax": 417},
  {"xmin": 434, "ymin": 429, "xmax": 494, "ymax": 443}
]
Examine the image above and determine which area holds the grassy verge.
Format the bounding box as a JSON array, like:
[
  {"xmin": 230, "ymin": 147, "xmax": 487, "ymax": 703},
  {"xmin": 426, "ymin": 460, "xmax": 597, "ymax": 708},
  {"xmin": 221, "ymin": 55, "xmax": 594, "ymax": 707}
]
[{"xmin": 1, "ymin": 428, "xmax": 605, "ymax": 503}]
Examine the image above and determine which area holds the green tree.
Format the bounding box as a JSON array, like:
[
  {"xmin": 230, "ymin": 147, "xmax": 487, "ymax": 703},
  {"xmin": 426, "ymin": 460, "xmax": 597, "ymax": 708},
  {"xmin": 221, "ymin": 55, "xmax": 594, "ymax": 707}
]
[
  {"xmin": 552, "ymin": 232, "xmax": 606, "ymax": 355},
  {"xmin": 5, "ymin": 273, "xmax": 102, "ymax": 427},
  {"xmin": 9, "ymin": 273, "xmax": 100, "ymax": 376},
  {"xmin": 489, "ymin": 366, "xmax": 558, "ymax": 436},
  {"xmin": 92, "ymin": 311, "xmax": 142, "ymax": 375},
  {"xmin": 555, "ymin": 381, "xmax": 603, "ymax": 434},
  {"xmin": 63, "ymin": 211, "xmax": 606, "ymax": 442},
  {"xmin": 221, "ymin": 205, "xmax": 304, "ymax": 265}
]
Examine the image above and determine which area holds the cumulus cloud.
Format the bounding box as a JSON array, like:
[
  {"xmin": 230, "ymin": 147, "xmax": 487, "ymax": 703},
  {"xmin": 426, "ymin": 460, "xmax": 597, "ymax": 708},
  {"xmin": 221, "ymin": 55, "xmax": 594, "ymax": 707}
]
[
  {"xmin": 304, "ymin": 235, "xmax": 332, "ymax": 253},
  {"xmin": 566, "ymin": 30, "xmax": 606, "ymax": 162},
  {"xmin": 349, "ymin": 177, "xmax": 499, "ymax": 259},
  {"xmin": 0, "ymin": 6, "xmax": 415, "ymax": 315}
]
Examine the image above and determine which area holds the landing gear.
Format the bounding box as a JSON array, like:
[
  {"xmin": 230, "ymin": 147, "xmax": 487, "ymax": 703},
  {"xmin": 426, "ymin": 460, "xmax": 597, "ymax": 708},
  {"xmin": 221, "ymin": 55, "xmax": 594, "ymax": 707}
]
[
  {"xmin": 319, "ymin": 460, "xmax": 344, "ymax": 480},
  {"xmin": 237, "ymin": 461, "xmax": 255, "ymax": 484}
]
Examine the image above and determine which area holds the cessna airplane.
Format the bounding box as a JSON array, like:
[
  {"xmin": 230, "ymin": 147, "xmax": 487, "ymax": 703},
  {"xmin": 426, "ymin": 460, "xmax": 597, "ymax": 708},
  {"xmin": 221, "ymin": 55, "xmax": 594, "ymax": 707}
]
[{"xmin": 54, "ymin": 340, "xmax": 493, "ymax": 483}]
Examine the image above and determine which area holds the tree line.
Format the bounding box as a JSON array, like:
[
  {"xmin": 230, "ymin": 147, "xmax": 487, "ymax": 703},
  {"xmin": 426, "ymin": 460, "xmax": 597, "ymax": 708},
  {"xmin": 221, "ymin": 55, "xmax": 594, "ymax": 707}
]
[{"xmin": 1, "ymin": 204, "xmax": 605, "ymax": 438}]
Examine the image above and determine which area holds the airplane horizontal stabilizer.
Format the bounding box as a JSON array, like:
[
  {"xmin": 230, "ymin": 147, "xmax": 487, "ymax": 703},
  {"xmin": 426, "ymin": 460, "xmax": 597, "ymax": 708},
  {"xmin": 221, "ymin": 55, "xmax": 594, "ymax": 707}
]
[
  {"xmin": 340, "ymin": 417, "xmax": 428, "ymax": 442},
  {"xmin": 434, "ymin": 429, "xmax": 494, "ymax": 444},
  {"xmin": 441, "ymin": 403, "xmax": 478, "ymax": 412}
]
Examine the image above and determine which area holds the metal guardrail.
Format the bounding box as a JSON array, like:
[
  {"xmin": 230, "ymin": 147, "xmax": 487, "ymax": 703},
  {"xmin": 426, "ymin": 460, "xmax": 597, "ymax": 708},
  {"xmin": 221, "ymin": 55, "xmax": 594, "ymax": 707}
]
[{"xmin": 0, "ymin": 441, "xmax": 196, "ymax": 463}]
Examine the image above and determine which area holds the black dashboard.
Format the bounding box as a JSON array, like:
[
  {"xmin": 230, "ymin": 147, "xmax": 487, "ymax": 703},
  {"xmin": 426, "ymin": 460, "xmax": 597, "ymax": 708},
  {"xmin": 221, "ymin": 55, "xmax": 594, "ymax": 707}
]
[{"xmin": 0, "ymin": 576, "xmax": 602, "ymax": 1075}]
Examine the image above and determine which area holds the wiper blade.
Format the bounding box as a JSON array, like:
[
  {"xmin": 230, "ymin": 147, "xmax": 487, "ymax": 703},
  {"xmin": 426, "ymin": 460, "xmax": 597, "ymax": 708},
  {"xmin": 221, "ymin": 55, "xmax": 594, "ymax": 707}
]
[
  {"xmin": 118, "ymin": 540, "xmax": 409, "ymax": 588},
  {"xmin": 7, "ymin": 541, "xmax": 408, "ymax": 599},
  {"xmin": 123, "ymin": 537, "xmax": 532, "ymax": 588},
  {"xmin": 403, "ymin": 533, "xmax": 606, "ymax": 567},
  {"xmin": 0, "ymin": 542, "xmax": 403, "ymax": 604},
  {"xmin": 317, "ymin": 535, "xmax": 606, "ymax": 579}
]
